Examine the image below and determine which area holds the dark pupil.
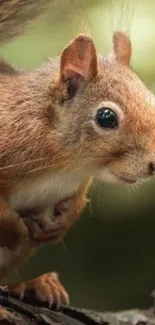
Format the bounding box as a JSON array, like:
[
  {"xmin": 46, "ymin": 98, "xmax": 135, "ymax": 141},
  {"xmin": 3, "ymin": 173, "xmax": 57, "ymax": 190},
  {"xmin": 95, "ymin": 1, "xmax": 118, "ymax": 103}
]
[{"xmin": 96, "ymin": 107, "xmax": 118, "ymax": 128}]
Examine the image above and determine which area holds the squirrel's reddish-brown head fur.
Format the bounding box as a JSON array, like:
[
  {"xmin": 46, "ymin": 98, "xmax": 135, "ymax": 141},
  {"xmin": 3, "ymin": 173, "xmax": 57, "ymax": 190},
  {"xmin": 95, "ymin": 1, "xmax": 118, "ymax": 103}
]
[{"xmin": 50, "ymin": 31, "xmax": 155, "ymax": 184}]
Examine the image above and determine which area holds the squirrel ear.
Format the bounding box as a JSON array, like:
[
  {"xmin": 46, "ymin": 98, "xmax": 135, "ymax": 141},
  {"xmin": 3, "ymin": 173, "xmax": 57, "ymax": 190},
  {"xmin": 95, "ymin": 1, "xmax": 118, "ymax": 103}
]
[
  {"xmin": 110, "ymin": 31, "xmax": 132, "ymax": 66},
  {"xmin": 59, "ymin": 34, "xmax": 98, "ymax": 82}
]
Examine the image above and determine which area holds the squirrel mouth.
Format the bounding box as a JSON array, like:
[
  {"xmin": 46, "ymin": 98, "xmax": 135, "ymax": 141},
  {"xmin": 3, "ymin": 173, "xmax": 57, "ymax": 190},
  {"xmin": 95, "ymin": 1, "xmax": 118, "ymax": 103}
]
[
  {"xmin": 18, "ymin": 198, "xmax": 73, "ymax": 245},
  {"xmin": 111, "ymin": 172, "xmax": 136, "ymax": 184}
]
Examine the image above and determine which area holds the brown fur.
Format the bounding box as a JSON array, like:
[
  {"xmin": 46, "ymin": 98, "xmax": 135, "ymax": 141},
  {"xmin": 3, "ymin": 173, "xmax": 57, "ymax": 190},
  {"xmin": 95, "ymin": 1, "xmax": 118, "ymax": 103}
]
[
  {"xmin": 0, "ymin": 1, "xmax": 154, "ymax": 303},
  {"xmin": 0, "ymin": 30, "xmax": 155, "ymax": 279}
]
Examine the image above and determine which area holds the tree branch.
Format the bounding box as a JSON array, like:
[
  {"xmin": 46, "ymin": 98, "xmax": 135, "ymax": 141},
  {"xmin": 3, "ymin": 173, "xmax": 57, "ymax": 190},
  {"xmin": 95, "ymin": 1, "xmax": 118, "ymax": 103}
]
[{"xmin": 0, "ymin": 289, "xmax": 154, "ymax": 325}]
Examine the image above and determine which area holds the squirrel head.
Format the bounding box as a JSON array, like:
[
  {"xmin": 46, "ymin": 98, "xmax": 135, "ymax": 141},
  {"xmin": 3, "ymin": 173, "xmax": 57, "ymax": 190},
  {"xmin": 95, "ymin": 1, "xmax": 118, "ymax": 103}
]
[{"xmin": 48, "ymin": 31, "xmax": 155, "ymax": 184}]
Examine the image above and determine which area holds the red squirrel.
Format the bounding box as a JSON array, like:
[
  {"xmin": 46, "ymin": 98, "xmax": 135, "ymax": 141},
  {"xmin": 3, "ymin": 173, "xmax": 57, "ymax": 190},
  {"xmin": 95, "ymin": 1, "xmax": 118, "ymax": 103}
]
[{"xmin": 0, "ymin": 0, "xmax": 155, "ymax": 311}]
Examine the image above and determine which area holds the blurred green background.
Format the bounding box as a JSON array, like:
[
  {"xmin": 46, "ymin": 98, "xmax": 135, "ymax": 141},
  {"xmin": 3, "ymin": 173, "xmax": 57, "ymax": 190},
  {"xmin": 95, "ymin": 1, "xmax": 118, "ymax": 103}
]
[{"xmin": 1, "ymin": 0, "xmax": 155, "ymax": 313}]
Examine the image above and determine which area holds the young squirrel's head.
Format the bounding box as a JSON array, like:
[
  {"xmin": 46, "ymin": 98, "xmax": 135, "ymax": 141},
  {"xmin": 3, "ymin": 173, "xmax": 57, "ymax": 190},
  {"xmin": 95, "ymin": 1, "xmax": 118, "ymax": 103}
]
[{"xmin": 50, "ymin": 31, "xmax": 155, "ymax": 185}]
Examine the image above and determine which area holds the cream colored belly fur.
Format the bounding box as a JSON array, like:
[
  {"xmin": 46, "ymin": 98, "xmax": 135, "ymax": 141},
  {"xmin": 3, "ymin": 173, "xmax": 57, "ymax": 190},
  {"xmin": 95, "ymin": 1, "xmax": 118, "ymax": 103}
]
[{"xmin": 8, "ymin": 169, "xmax": 86, "ymax": 212}]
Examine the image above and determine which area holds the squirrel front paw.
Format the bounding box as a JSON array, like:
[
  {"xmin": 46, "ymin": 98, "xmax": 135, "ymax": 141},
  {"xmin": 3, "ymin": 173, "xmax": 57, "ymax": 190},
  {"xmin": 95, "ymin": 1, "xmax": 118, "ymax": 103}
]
[{"xmin": 4, "ymin": 272, "xmax": 69, "ymax": 309}]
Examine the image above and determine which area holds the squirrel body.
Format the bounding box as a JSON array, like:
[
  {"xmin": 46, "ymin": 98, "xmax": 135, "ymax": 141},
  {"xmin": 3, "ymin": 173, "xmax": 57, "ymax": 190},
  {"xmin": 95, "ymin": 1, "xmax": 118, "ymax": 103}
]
[
  {"xmin": 0, "ymin": 33, "xmax": 155, "ymax": 275},
  {"xmin": 0, "ymin": 0, "xmax": 155, "ymax": 308}
]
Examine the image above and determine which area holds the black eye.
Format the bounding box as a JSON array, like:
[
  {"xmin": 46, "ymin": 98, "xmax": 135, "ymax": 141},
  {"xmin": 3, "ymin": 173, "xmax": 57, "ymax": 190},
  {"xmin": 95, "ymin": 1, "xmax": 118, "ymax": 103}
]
[{"xmin": 96, "ymin": 107, "xmax": 118, "ymax": 129}]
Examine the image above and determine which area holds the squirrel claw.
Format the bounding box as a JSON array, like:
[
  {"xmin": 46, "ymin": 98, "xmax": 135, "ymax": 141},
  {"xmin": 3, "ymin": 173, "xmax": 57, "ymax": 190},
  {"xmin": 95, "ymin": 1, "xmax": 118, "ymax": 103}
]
[{"xmin": 4, "ymin": 272, "xmax": 69, "ymax": 309}]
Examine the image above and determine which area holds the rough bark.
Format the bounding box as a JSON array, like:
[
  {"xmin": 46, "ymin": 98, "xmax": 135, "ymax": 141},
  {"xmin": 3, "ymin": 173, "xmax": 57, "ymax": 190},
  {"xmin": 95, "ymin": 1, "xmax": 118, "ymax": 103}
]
[{"xmin": 0, "ymin": 289, "xmax": 154, "ymax": 325}]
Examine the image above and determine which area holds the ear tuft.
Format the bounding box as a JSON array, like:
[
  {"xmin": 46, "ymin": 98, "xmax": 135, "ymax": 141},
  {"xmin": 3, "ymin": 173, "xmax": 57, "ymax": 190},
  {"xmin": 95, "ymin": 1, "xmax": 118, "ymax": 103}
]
[
  {"xmin": 60, "ymin": 34, "xmax": 98, "ymax": 82},
  {"xmin": 111, "ymin": 31, "xmax": 132, "ymax": 66}
]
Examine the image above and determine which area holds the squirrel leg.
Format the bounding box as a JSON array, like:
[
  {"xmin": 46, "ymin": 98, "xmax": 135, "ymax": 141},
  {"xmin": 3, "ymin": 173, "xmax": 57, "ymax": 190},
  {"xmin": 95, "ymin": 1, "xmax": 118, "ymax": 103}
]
[
  {"xmin": 0, "ymin": 196, "xmax": 32, "ymax": 280},
  {"xmin": 5, "ymin": 272, "xmax": 69, "ymax": 308},
  {"xmin": 0, "ymin": 196, "xmax": 28, "ymax": 250}
]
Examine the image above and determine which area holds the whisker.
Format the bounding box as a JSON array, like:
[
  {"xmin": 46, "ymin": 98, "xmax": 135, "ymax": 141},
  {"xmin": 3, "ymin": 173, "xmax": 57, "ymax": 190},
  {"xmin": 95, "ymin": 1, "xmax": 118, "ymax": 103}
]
[
  {"xmin": 61, "ymin": 240, "xmax": 68, "ymax": 251},
  {"xmin": 25, "ymin": 158, "xmax": 85, "ymax": 176},
  {"xmin": 88, "ymin": 180, "xmax": 98, "ymax": 218},
  {"xmin": 95, "ymin": 181, "xmax": 102, "ymax": 211},
  {"xmin": 0, "ymin": 157, "xmax": 51, "ymax": 171},
  {"xmin": 0, "ymin": 147, "xmax": 72, "ymax": 171}
]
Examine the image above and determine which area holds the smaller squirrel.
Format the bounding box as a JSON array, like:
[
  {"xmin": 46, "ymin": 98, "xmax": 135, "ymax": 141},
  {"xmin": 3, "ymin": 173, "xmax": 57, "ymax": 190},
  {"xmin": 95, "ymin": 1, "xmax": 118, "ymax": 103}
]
[{"xmin": 0, "ymin": 0, "xmax": 155, "ymax": 311}]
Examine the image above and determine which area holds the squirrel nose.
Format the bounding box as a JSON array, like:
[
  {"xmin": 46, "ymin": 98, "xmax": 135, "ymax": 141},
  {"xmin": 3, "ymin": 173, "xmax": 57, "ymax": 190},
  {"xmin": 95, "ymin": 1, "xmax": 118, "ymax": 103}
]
[{"xmin": 148, "ymin": 162, "xmax": 155, "ymax": 175}]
